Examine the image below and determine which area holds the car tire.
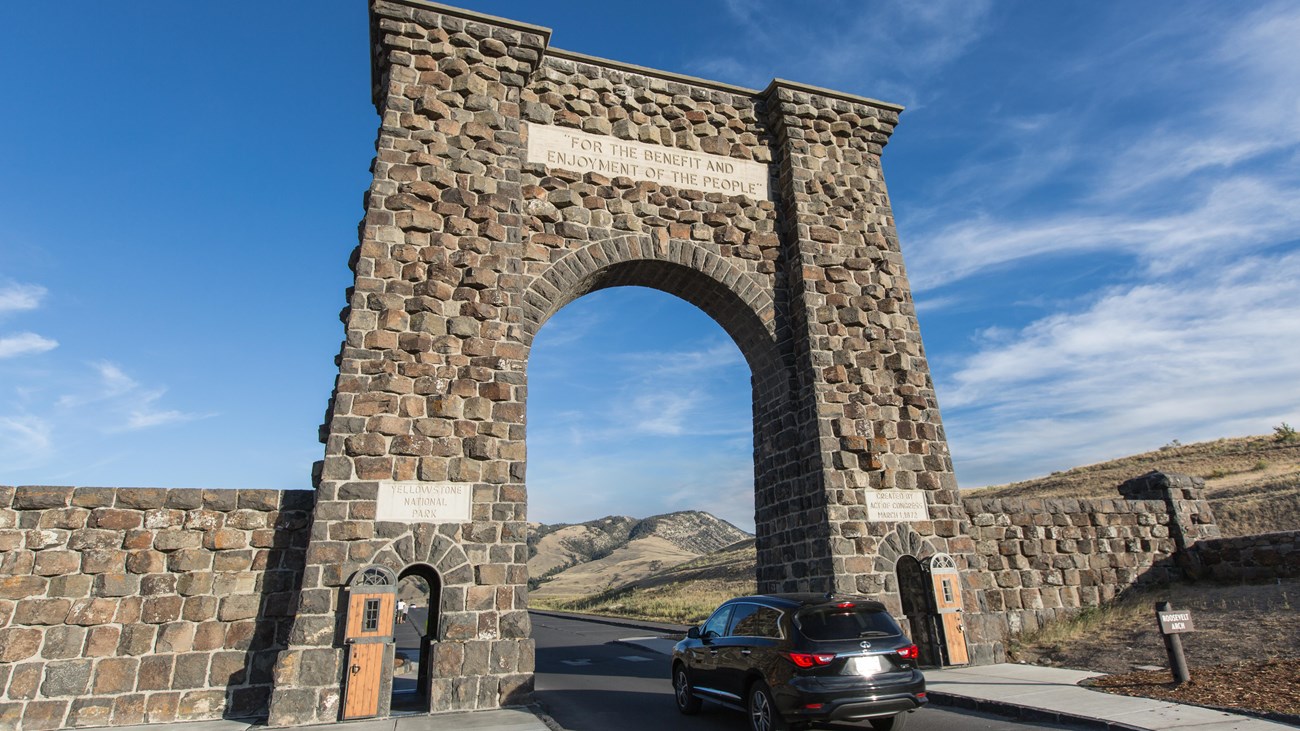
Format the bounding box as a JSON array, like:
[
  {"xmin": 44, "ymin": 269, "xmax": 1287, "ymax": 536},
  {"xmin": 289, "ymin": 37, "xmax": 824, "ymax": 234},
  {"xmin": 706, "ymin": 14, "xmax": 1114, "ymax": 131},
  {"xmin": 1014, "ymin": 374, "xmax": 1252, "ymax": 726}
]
[
  {"xmin": 870, "ymin": 712, "xmax": 910, "ymax": 731},
  {"xmin": 673, "ymin": 665, "xmax": 703, "ymax": 715},
  {"xmin": 747, "ymin": 681, "xmax": 789, "ymax": 731}
]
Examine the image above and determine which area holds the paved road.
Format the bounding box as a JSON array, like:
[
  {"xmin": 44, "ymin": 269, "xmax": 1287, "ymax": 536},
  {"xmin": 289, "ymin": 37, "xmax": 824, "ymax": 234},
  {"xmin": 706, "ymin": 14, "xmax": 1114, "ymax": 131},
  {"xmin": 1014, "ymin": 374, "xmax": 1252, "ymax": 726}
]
[{"xmin": 531, "ymin": 612, "xmax": 1090, "ymax": 731}]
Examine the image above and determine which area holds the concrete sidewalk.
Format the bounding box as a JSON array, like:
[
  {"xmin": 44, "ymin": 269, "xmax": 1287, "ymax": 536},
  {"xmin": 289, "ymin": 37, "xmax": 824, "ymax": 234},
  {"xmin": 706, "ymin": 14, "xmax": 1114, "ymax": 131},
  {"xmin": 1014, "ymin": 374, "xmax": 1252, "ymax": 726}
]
[
  {"xmin": 925, "ymin": 664, "xmax": 1295, "ymax": 731},
  {"xmin": 617, "ymin": 636, "xmax": 1295, "ymax": 731},
  {"xmin": 92, "ymin": 707, "xmax": 555, "ymax": 731}
]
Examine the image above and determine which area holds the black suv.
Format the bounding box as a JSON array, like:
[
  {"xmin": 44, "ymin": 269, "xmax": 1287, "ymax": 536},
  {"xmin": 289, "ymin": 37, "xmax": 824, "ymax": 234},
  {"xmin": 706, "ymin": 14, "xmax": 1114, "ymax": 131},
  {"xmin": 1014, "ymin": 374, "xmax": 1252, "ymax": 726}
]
[{"xmin": 671, "ymin": 594, "xmax": 927, "ymax": 731}]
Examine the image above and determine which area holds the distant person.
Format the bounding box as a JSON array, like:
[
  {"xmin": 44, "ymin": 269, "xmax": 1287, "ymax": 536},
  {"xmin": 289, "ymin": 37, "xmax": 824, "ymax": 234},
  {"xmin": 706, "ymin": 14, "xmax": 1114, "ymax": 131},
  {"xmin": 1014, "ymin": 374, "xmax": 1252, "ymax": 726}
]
[{"xmin": 397, "ymin": 599, "xmax": 407, "ymax": 623}]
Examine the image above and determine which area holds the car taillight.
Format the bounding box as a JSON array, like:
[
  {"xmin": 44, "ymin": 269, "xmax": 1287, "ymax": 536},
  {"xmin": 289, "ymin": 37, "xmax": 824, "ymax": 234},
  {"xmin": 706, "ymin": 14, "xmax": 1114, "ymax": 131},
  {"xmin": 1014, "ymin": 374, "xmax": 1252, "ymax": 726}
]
[
  {"xmin": 785, "ymin": 652, "xmax": 837, "ymax": 668},
  {"xmin": 895, "ymin": 644, "xmax": 919, "ymax": 660}
]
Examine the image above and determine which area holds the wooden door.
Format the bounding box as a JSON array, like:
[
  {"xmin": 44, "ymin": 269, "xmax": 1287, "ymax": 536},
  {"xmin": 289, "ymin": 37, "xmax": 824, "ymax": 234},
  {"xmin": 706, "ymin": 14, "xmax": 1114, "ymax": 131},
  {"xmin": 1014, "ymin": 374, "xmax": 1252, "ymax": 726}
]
[
  {"xmin": 341, "ymin": 566, "xmax": 398, "ymax": 720},
  {"xmin": 342, "ymin": 641, "xmax": 386, "ymax": 719},
  {"xmin": 927, "ymin": 554, "xmax": 969, "ymax": 666}
]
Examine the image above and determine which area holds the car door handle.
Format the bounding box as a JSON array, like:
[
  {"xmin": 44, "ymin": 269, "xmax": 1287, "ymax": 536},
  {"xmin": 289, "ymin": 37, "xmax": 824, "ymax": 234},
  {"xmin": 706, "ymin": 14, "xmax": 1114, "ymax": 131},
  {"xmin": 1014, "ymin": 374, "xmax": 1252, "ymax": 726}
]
[
  {"xmin": 740, "ymin": 649, "xmax": 751, "ymax": 656},
  {"xmin": 709, "ymin": 649, "xmax": 719, "ymax": 656}
]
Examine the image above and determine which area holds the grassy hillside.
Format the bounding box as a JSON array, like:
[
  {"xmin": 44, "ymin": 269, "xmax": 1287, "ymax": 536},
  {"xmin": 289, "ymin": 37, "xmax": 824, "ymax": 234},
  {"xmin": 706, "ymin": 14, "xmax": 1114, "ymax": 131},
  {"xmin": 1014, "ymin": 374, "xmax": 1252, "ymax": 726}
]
[
  {"xmin": 531, "ymin": 539, "xmax": 757, "ymax": 624},
  {"xmin": 526, "ymin": 511, "xmax": 751, "ymax": 599},
  {"xmin": 969, "ymin": 434, "xmax": 1300, "ymax": 536}
]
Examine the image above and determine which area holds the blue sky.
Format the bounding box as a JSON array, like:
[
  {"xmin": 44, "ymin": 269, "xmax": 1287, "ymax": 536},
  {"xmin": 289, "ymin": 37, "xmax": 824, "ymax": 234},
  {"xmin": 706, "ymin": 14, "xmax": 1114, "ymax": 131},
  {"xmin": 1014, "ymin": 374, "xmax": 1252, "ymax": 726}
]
[{"xmin": 2, "ymin": 2, "xmax": 1298, "ymax": 532}]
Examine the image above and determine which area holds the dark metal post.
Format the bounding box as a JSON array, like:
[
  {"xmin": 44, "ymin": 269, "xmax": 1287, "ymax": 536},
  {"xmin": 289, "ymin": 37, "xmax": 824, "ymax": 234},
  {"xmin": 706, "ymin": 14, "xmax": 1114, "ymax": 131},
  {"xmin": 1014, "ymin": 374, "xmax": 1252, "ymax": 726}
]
[{"xmin": 1156, "ymin": 601, "xmax": 1191, "ymax": 684}]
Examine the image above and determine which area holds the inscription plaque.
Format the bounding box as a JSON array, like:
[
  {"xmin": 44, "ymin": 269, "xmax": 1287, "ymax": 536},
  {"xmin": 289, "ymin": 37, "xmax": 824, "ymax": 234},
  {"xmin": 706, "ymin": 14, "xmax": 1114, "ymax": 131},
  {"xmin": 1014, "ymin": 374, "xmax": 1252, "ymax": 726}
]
[
  {"xmin": 376, "ymin": 481, "xmax": 472, "ymax": 523},
  {"xmin": 864, "ymin": 490, "xmax": 930, "ymax": 522},
  {"xmin": 526, "ymin": 123, "xmax": 769, "ymax": 199}
]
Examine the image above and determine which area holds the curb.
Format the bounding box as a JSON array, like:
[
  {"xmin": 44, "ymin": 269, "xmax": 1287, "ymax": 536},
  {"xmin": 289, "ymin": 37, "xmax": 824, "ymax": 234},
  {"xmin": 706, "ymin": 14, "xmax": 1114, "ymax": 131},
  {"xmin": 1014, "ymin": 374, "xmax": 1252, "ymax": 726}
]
[
  {"xmin": 927, "ymin": 692, "xmax": 1146, "ymax": 731},
  {"xmin": 527, "ymin": 609, "xmax": 687, "ymax": 635}
]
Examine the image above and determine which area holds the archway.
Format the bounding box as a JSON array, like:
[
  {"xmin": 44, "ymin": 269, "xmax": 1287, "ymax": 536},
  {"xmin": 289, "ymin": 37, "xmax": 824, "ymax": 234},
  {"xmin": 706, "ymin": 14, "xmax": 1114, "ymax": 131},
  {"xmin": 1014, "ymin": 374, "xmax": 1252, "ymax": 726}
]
[
  {"xmin": 895, "ymin": 555, "xmax": 940, "ymax": 666},
  {"xmin": 269, "ymin": 3, "xmax": 970, "ymax": 724},
  {"xmin": 391, "ymin": 564, "xmax": 442, "ymax": 713}
]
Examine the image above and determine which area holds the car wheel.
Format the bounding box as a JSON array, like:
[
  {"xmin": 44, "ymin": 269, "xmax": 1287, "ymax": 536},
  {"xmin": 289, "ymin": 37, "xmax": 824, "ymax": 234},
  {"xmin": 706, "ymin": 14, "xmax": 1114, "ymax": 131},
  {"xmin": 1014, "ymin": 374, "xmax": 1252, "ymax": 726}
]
[
  {"xmin": 747, "ymin": 681, "xmax": 789, "ymax": 731},
  {"xmin": 673, "ymin": 665, "xmax": 702, "ymax": 715},
  {"xmin": 870, "ymin": 712, "xmax": 910, "ymax": 731}
]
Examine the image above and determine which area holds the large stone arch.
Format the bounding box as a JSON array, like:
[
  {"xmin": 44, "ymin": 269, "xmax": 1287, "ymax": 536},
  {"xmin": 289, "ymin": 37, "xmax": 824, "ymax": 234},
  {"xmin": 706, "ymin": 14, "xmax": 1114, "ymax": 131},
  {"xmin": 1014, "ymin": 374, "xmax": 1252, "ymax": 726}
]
[
  {"xmin": 268, "ymin": 2, "xmax": 975, "ymax": 725},
  {"xmin": 518, "ymin": 235, "xmax": 781, "ymax": 375}
]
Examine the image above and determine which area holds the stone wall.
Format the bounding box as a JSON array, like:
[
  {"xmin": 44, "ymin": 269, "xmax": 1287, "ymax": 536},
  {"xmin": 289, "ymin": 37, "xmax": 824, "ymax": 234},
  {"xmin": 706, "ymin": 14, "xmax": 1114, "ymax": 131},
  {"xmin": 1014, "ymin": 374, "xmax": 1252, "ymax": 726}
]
[
  {"xmin": 961, "ymin": 495, "xmax": 1180, "ymax": 653},
  {"xmin": 1196, "ymin": 530, "xmax": 1300, "ymax": 581},
  {"xmin": 958, "ymin": 472, "xmax": 1230, "ymax": 662},
  {"xmin": 0, "ymin": 486, "xmax": 311, "ymax": 731}
]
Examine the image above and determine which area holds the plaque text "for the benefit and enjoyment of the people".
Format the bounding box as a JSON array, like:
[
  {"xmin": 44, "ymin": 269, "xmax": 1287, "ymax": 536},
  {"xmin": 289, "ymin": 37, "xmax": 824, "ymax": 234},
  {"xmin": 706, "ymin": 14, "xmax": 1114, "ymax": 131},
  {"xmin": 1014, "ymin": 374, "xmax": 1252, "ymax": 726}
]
[{"xmin": 526, "ymin": 124, "xmax": 770, "ymax": 199}]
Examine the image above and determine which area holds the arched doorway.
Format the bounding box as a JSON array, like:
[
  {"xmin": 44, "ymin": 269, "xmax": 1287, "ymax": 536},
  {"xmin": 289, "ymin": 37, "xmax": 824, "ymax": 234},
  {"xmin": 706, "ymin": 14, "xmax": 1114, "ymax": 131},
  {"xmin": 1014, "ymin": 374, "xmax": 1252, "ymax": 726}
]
[
  {"xmin": 895, "ymin": 555, "xmax": 941, "ymax": 666},
  {"xmin": 391, "ymin": 564, "xmax": 441, "ymax": 713}
]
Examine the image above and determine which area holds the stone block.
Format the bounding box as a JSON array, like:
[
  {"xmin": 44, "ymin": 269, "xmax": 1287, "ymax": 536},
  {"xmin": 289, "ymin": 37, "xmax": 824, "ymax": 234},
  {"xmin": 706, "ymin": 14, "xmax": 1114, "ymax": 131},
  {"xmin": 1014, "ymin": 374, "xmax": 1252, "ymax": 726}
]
[
  {"xmin": 154, "ymin": 529, "xmax": 202, "ymax": 551},
  {"xmin": 80, "ymin": 548, "xmax": 127, "ymax": 573},
  {"xmin": 13, "ymin": 486, "xmax": 74, "ymax": 510},
  {"xmin": 142, "ymin": 595, "xmax": 183, "ymax": 624},
  {"xmin": 40, "ymin": 625, "xmax": 86, "ymax": 660},
  {"xmin": 137, "ymin": 654, "xmax": 176, "ymax": 691},
  {"xmin": 21, "ymin": 700, "xmax": 69, "ymax": 731},
  {"xmin": 15, "ymin": 598, "xmax": 71, "ymax": 625},
  {"xmin": 47, "ymin": 574, "xmax": 93, "ymax": 598},
  {"xmin": 93, "ymin": 657, "xmax": 140, "ymax": 694},
  {"xmin": 144, "ymin": 692, "xmax": 180, "ymax": 723},
  {"xmin": 0, "ymin": 575, "xmax": 45, "ymax": 599},
  {"xmin": 66, "ymin": 597, "xmax": 118, "ymax": 626},
  {"xmin": 90, "ymin": 508, "xmax": 143, "ymax": 530},
  {"xmin": 172, "ymin": 652, "xmax": 210, "ymax": 689},
  {"xmin": 83, "ymin": 625, "xmax": 121, "ymax": 656},
  {"xmin": 67, "ymin": 697, "xmax": 115, "ymax": 728},
  {"xmin": 156, "ymin": 621, "xmax": 196, "ymax": 653},
  {"xmin": 40, "ymin": 659, "xmax": 92, "ymax": 697}
]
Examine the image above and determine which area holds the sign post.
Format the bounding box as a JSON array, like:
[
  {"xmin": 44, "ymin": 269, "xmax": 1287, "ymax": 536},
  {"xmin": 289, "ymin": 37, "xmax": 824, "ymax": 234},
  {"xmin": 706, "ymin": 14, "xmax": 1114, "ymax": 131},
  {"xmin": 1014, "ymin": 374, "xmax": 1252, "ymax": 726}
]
[{"xmin": 1155, "ymin": 602, "xmax": 1193, "ymax": 684}]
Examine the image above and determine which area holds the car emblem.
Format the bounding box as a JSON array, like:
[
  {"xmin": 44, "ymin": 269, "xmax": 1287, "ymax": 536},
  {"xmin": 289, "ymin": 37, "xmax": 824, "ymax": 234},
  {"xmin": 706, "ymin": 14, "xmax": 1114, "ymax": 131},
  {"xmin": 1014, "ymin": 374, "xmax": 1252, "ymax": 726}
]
[{"xmin": 860, "ymin": 640, "xmax": 871, "ymax": 649}]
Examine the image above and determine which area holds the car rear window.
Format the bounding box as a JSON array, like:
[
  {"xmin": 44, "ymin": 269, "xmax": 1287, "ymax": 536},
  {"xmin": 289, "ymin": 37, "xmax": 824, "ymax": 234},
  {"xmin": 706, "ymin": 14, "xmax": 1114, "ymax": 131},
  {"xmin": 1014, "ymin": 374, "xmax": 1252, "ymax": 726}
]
[{"xmin": 794, "ymin": 606, "xmax": 901, "ymax": 641}]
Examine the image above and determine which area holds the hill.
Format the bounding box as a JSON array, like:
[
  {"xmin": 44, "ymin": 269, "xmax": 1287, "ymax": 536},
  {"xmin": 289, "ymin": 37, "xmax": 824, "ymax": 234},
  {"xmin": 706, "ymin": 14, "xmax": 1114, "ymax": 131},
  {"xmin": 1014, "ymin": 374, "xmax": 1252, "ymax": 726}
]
[
  {"xmin": 968, "ymin": 433, "xmax": 1300, "ymax": 536},
  {"xmin": 526, "ymin": 511, "xmax": 751, "ymax": 601}
]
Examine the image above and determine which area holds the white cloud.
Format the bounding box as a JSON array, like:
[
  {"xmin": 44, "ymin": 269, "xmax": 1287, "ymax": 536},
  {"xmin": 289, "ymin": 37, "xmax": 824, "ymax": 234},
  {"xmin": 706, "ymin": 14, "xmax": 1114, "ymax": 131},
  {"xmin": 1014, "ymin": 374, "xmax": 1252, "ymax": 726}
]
[
  {"xmin": 909, "ymin": 173, "xmax": 1300, "ymax": 290},
  {"xmin": 691, "ymin": 0, "xmax": 992, "ymax": 103},
  {"xmin": 0, "ymin": 283, "xmax": 47, "ymax": 315},
  {"xmin": 55, "ymin": 361, "xmax": 207, "ymax": 432},
  {"xmin": 0, "ymin": 332, "xmax": 58, "ymax": 359},
  {"xmin": 942, "ymin": 251, "xmax": 1300, "ymax": 486},
  {"xmin": 0, "ymin": 416, "xmax": 52, "ymax": 469}
]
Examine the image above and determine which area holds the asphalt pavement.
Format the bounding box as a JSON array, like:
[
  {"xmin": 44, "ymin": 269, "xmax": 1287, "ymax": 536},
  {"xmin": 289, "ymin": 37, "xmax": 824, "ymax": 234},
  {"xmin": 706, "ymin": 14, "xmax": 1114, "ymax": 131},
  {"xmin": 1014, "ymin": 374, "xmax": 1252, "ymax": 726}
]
[{"xmin": 530, "ymin": 611, "xmax": 1095, "ymax": 731}]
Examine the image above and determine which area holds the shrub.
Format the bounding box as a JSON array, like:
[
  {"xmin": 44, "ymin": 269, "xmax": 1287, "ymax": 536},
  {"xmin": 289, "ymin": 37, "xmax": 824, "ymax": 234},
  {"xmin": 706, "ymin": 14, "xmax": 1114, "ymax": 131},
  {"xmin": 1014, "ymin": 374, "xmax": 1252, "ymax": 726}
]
[{"xmin": 1275, "ymin": 422, "xmax": 1298, "ymax": 443}]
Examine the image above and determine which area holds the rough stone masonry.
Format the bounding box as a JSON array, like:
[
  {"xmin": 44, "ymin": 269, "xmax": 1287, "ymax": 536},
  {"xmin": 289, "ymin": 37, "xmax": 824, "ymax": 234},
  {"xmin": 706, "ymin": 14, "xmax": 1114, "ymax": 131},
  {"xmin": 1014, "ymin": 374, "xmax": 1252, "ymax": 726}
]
[
  {"xmin": 265, "ymin": 0, "xmax": 973, "ymax": 724},
  {"xmin": 4, "ymin": 3, "xmax": 1276, "ymax": 730}
]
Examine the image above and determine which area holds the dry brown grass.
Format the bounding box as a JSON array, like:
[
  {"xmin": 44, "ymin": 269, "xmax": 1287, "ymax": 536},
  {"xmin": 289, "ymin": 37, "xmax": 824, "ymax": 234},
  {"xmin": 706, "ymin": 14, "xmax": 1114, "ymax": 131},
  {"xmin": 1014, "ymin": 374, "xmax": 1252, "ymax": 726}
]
[
  {"xmin": 530, "ymin": 578, "xmax": 754, "ymax": 625},
  {"xmin": 1011, "ymin": 578, "xmax": 1300, "ymax": 674},
  {"xmin": 970, "ymin": 434, "xmax": 1300, "ymax": 536}
]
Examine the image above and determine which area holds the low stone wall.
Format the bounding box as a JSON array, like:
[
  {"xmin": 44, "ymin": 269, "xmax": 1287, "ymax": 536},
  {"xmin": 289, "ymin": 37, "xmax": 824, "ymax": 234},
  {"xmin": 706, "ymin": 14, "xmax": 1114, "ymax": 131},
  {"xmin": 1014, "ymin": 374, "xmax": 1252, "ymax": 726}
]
[
  {"xmin": 0, "ymin": 486, "xmax": 312, "ymax": 731},
  {"xmin": 961, "ymin": 496, "xmax": 1181, "ymax": 641},
  {"xmin": 1196, "ymin": 530, "xmax": 1300, "ymax": 581}
]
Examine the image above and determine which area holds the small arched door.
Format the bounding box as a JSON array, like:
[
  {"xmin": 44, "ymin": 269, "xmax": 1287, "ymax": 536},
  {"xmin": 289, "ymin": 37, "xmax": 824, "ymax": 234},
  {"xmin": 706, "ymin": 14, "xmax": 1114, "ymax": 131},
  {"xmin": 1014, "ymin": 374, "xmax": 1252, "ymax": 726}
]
[{"xmin": 925, "ymin": 553, "xmax": 969, "ymax": 665}]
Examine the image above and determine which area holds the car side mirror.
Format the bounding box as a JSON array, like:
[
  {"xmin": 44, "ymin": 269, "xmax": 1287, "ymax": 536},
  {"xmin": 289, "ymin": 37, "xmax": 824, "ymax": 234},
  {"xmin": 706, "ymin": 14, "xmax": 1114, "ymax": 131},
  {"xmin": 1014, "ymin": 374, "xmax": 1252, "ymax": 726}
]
[{"xmin": 687, "ymin": 626, "xmax": 701, "ymax": 640}]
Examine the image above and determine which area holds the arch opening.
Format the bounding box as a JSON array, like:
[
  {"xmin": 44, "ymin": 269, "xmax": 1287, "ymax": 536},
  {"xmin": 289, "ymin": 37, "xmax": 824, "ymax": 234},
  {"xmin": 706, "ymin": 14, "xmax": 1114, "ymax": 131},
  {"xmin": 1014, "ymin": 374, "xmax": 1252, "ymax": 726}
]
[{"xmin": 391, "ymin": 563, "xmax": 442, "ymax": 714}]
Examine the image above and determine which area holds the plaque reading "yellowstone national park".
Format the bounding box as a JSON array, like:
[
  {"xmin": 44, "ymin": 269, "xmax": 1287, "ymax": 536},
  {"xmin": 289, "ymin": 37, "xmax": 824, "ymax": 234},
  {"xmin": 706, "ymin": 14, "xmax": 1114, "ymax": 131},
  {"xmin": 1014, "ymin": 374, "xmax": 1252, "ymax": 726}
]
[
  {"xmin": 526, "ymin": 123, "xmax": 769, "ymax": 199},
  {"xmin": 376, "ymin": 481, "xmax": 472, "ymax": 523}
]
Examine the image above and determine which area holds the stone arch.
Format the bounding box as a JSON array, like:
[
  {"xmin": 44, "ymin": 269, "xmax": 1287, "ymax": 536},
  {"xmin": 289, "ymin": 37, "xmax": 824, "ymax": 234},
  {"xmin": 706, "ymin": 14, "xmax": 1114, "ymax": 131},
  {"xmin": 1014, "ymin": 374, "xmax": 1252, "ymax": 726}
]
[
  {"xmin": 874, "ymin": 523, "xmax": 939, "ymax": 575},
  {"xmin": 371, "ymin": 527, "xmax": 474, "ymax": 591},
  {"xmin": 518, "ymin": 234, "xmax": 782, "ymax": 376}
]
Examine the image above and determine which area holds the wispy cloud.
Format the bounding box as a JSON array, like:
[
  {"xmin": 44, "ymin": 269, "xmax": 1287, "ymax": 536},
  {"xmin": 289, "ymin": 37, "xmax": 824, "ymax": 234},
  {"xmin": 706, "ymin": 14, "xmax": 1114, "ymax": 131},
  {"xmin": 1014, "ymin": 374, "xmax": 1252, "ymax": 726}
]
[
  {"xmin": 0, "ymin": 332, "xmax": 57, "ymax": 359},
  {"xmin": 0, "ymin": 282, "xmax": 47, "ymax": 315},
  {"xmin": 0, "ymin": 416, "xmax": 53, "ymax": 469},
  {"xmin": 943, "ymin": 251, "xmax": 1300, "ymax": 485},
  {"xmin": 54, "ymin": 361, "xmax": 207, "ymax": 432},
  {"xmin": 690, "ymin": 0, "xmax": 993, "ymax": 103}
]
